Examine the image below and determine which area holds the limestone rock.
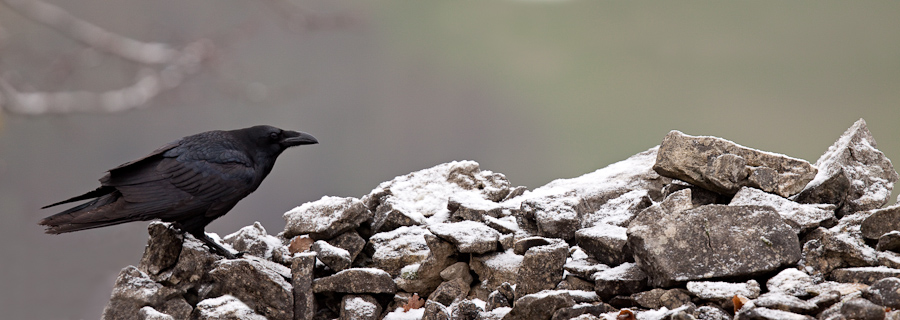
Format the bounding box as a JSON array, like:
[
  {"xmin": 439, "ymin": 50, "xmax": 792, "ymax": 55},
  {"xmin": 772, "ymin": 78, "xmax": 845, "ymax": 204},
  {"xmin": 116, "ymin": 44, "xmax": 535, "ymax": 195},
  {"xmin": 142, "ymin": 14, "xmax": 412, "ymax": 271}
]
[
  {"xmin": 291, "ymin": 252, "xmax": 316, "ymax": 320},
  {"xmin": 206, "ymin": 258, "xmax": 293, "ymax": 320},
  {"xmin": 340, "ymin": 295, "xmax": 381, "ymax": 320},
  {"xmin": 729, "ymin": 187, "xmax": 836, "ymax": 233},
  {"xmin": 470, "ymin": 250, "xmax": 523, "ymax": 300},
  {"xmin": 450, "ymin": 299, "xmax": 482, "ymax": 320},
  {"xmin": 326, "ymin": 230, "xmax": 366, "ymax": 262},
  {"xmin": 394, "ymin": 233, "xmax": 458, "ymax": 296},
  {"xmin": 752, "ymin": 292, "xmax": 817, "ymax": 314},
  {"xmin": 735, "ymin": 307, "xmax": 814, "ymax": 320},
  {"xmin": 794, "ymin": 119, "xmax": 899, "ymax": 217},
  {"xmin": 313, "ymin": 268, "xmax": 397, "ymax": 294},
  {"xmin": 515, "ymin": 240, "xmax": 569, "ymax": 297},
  {"xmin": 862, "ymin": 204, "xmax": 900, "ymax": 240},
  {"xmin": 686, "ymin": 280, "xmax": 760, "ymax": 300},
  {"xmin": 440, "ymin": 262, "xmax": 473, "ymax": 284},
  {"xmin": 766, "ymin": 268, "xmax": 815, "ymax": 297},
  {"xmin": 563, "ymin": 247, "xmax": 609, "ymax": 279},
  {"xmin": 575, "ymin": 224, "xmax": 632, "ymax": 266},
  {"xmin": 877, "ymin": 231, "xmax": 900, "ymax": 252},
  {"xmin": 368, "ymin": 226, "xmax": 432, "ymax": 277},
  {"xmin": 428, "ymin": 278, "xmax": 470, "ymax": 306},
  {"xmin": 830, "ymin": 267, "xmax": 900, "ymax": 285},
  {"xmin": 139, "ymin": 306, "xmax": 174, "ymax": 320},
  {"xmin": 628, "ymin": 205, "xmax": 800, "ymax": 286},
  {"xmin": 193, "ymin": 295, "xmax": 267, "ymax": 320},
  {"xmin": 503, "ymin": 290, "xmax": 576, "ymax": 320},
  {"xmin": 311, "ymin": 240, "xmax": 351, "ymax": 272},
  {"xmin": 550, "ymin": 303, "xmax": 614, "ymax": 320},
  {"xmin": 862, "ymin": 277, "xmax": 900, "ymax": 309},
  {"xmin": 102, "ymin": 266, "xmax": 180, "ymax": 320},
  {"xmin": 428, "ymin": 220, "xmax": 500, "ymax": 254},
  {"xmin": 139, "ymin": 222, "xmax": 183, "ymax": 276},
  {"xmin": 840, "ymin": 298, "xmax": 886, "ymax": 320},
  {"xmin": 223, "ymin": 222, "xmax": 283, "ymax": 259},
  {"xmin": 591, "ymin": 262, "xmax": 647, "ymax": 298},
  {"xmin": 282, "ymin": 196, "xmax": 371, "ymax": 239},
  {"xmin": 653, "ymin": 130, "xmax": 816, "ymax": 197}
]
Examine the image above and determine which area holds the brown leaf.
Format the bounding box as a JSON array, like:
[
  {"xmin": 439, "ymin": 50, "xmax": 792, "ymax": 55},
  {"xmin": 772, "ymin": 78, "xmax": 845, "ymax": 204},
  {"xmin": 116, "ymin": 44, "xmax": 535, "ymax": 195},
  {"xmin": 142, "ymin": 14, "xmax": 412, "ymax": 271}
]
[
  {"xmin": 289, "ymin": 235, "xmax": 314, "ymax": 255},
  {"xmin": 403, "ymin": 293, "xmax": 425, "ymax": 312},
  {"xmin": 616, "ymin": 309, "xmax": 635, "ymax": 320},
  {"xmin": 733, "ymin": 294, "xmax": 749, "ymax": 313}
]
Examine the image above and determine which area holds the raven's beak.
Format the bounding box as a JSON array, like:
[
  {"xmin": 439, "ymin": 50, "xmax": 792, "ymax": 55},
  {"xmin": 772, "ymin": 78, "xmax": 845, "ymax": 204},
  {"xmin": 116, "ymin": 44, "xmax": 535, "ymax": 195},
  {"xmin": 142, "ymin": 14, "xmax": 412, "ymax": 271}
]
[{"xmin": 281, "ymin": 131, "xmax": 318, "ymax": 147}]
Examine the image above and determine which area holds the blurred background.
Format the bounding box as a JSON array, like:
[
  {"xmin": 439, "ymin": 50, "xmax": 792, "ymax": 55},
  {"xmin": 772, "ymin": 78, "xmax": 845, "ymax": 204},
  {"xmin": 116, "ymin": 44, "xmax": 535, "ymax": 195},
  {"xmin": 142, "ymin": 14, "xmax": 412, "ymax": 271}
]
[{"xmin": 1, "ymin": 1, "xmax": 898, "ymax": 319}]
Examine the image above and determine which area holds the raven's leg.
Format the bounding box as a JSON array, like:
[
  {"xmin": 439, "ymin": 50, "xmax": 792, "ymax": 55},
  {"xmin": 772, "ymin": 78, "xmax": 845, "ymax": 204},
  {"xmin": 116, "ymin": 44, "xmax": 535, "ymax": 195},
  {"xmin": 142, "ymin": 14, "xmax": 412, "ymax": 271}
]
[{"xmin": 187, "ymin": 229, "xmax": 240, "ymax": 259}]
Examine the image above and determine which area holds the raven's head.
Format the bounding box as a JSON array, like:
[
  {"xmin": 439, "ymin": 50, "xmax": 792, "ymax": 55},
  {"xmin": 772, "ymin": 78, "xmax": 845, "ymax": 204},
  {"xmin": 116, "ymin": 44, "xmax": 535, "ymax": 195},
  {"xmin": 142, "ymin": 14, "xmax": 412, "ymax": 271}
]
[{"xmin": 242, "ymin": 125, "xmax": 318, "ymax": 159}]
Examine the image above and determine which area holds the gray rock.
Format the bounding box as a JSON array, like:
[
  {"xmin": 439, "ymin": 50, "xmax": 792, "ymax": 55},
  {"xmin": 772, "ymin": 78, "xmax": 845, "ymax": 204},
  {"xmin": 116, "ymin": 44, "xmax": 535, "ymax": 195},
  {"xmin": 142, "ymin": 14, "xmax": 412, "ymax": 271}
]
[
  {"xmin": 503, "ymin": 290, "xmax": 576, "ymax": 320},
  {"xmin": 441, "ymin": 262, "xmax": 473, "ymax": 284},
  {"xmin": 631, "ymin": 288, "xmax": 668, "ymax": 309},
  {"xmin": 628, "ymin": 205, "xmax": 800, "ymax": 286},
  {"xmin": 735, "ymin": 307, "xmax": 814, "ymax": 320},
  {"xmin": 877, "ymin": 231, "xmax": 900, "ymax": 252},
  {"xmin": 327, "ymin": 230, "xmax": 366, "ymax": 262},
  {"xmin": 428, "ymin": 278, "xmax": 470, "ymax": 306},
  {"xmin": 363, "ymin": 161, "xmax": 514, "ymax": 233},
  {"xmin": 557, "ymin": 275, "xmax": 595, "ymax": 292},
  {"xmin": 510, "ymin": 147, "xmax": 671, "ymax": 239},
  {"xmin": 311, "ymin": 240, "xmax": 351, "ymax": 272},
  {"xmin": 807, "ymin": 290, "xmax": 841, "ymax": 314},
  {"xmin": 794, "ymin": 119, "xmax": 899, "ymax": 217},
  {"xmin": 158, "ymin": 298, "xmax": 191, "ymax": 320},
  {"xmin": 862, "ymin": 204, "xmax": 900, "ymax": 240},
  {"xmin": 840, "ymin": 298, "xmax": 886, "ymax": 320},
  {"xmin": 515, "ymin": 240, "xmax": 569, "ymax": 297},
  {"xmin": 222, "ymin": 222, "xmax": 283, "ymax": 259},
  {"xmin": 693, "ymin": 306, "xmax": 731, "ymax": 320},
  {"xmin": 563, "ymin": 248, "xmax": 609, "ymax": 279},
  {"xmin": 484, "ymin": 216, "xmax": 519, "ymax": 235},
  {"xmin": 282, "ymin": 196, "xmax": 371, "ymax": 239},
  {"xmin": 102, "ymin": 266, "xmax": 180, "ymax": 320},
  {"xmin": 575, "ymin": 224, "xmax": 632, "ymax": 266},
  {"xmin": 139, "ymin": 306, "xmax": 174, "ymax": 320},
  {"xmin": 830, "ymin": 267, "xmax": 900, "ymax": 285},
  {"xmin": 550, "ymin": 303, "xmax": 615, "ymax": 320},
  {"xmin": 487, "ymin": 290, "xmax": 511, "ymax": 311},
  {"xmin": 193, "ymin": 295, "xmax": 267, "ymax": 320},
  {"xmin": 862, "ymin": 277, "xmax": 900, "ymax": 309},
  {"xmin": 686, "ymin": 280, "xmax": 760, "ymax": 300},
  {"xmin": 206, "ymin": 259, "xmax": 293, "ymax": 320},
  {"xmin": 395, "ymin": 233, "xmax": 458, "ymax": 297},
  {"xmin": 653, "ymin": 130, "xmax": 816, "ymax": 197},
  {"xmin": 513, "ymin": 237, "xmax": 557, "ymax": 255},
  {"xmin": 591, "ymin": 263, "xmax": 647, "ymax": 298},
  {"xmin": 139, "ymin": 222, "xmax": 183, "ymax": 276},
  {"xmin": 340, "ymin": 295, "xmax": 381, "ymax": 320},
  {"xmin": 766, "ymin": 268, "xmax": 814, "ymax": 297},
  {"xmin": 291, "ymin": 252, "xmax": 316, "ymax": 320},
  {"xmin": 627, "ymin": 188, "xmax": 695, "ymax": 229},
  {"xmin": 428, "ymin": 221, "xmax": 501, "ymax": 254},
  {"xmin": 448, "ymin": 195, "xmax": 505, "ymax": 222},
  {"xmin": 313, "ymin": 268, "xmax": 397, "ymax": 294},
  {"xmin": 729, "ymin": 187, "xmax": 836, "ymax": 233},
  {"xmin": 752, "ymin": 292, "xmax": 817, "ymax": 314},
  {"xmin": 150, "ymin": 233, "xmax": 220, "ymax": 292},
  {"xmin": 450, "ymin": 299, "xmax": 482, "ymax": 320},
  {"xmin": 470, "ymin": 250, "xmax": 523, "ymax": 300},
  {"xmin": 659, "ymin": 289, "xmax": 693, "ymax": 310},
  {"xmin": 423, "ymin": 300, "xmax": 451, "ymax": 320},
  {"xmin": 368, "ymin": 226, "xmax": 432, "ymax": 277},
  {"xmin": 806, "ymin": 281, "xmax": 870, "ymax": 297}
]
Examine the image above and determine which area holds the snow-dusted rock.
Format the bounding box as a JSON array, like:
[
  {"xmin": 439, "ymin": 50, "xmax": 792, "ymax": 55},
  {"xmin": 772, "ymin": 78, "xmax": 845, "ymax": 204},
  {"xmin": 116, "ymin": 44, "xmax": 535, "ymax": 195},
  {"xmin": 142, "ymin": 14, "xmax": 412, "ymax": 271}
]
[
  {"xmin": 862, "ymin": 277, "xmax": 900, "ymax": 309},
  {"xmin": 313, "ymin": 268, "xmax": 397, "ymax": 294},
  {"xmin": 574, "ymin": 224, "xmax": 631, "ymax": 266},
  {"xmin": 470, "ymin": 250, "xmax": 523, "ymax": 300},
  {"xmin": 428, "ymin": 220, "xmax": 500, "ymax": 254},
  {"xmin": 830, "ymin": 266, "xmax": 900, "ymax": 285},
  {"xmin": 729, "ymin": 187, "xmax": 836, "ymax": 233},
  {"xmin": 394, "ymin": 233, "xmax": 458, "ymax": 296},
  {"xmin": 687, "ymin": 280, "xmax": 761, "ymax": 300},
  {"xmin": 368, "ymin": 226, "xmax": 432, "ymax": 277},
  {"xmin": 752, "ymin": 292, "xmax": 818, "ymax": 314},
  {"xmin": 766, "ymin": 268, "xmax": 815, "ymax": 297},
  {"xmin": 862, "ymin": 204, "xmax": 900, "ymax": 240},
  {"xmin": 877, "ymin": 231, "xmax": 900, "ymax": 253},
  {"xmin": 513, "ymin": 147, "xmax": 670, "ymax": 239},
  {"xmin": 549, "ymin": 303, "xmax": 614, "ymax": 320},
  {"xmin": 326, "ymin": 230, "xmax": 366, "ymax": 262},
  {"xmin": 653, "ymin": 130, "xmax": 817, "ymax": 197},
  {"xmin": 735, "ymin": 307, "xmax": 814, "ymax": 320},
  {"xmin": 793, "ymin": 119, "xmax": 899, "ymax": 217},
  {"xmin": 629, "ymin": 205, "xmax": 800, "ymax": 286},
  {"xmin": 139, "ymin": 306, "xmax": 174, "ymax": 320},
  {"xmin": 503, "ymin": 290, "xmax": 576, "ymax": 320},
  {"xmin": 591, "ymin": 262, "xmax": 647, "ymax": 298},
  {"xmin": 839, "ymin": 298, "xmax": 886, "ymax": 320},
  {"xmin": 206, "ymin": 258, "xmax": 293, "ymax": 320},
  {"xmin": 291, "ymin": 252, "xmax": 316, "ymax": 320},
  {"xmin": 223, "ymin": 222, "xmax": 283, "ymax": 259},
  {"xmin": 340, "ymin": 295, "xmax": 381, "ymax": 320},
  {"xmin": 193, "ymin": 295, "xmax": 267, "ymax": 320},
  {"xmin": 427, "ymin": 278, "xmax": 469, "ymax": 306},
  {"xmin": 515, "ymin": 240, "xmax": 569, "ymax": 297},
  {"xmin": 311, "ymin": 240, "xmax": 351, "ymax": 272},
  {"xmin": 282, "ymin": 196, "xmax": 370, "ymax": 239},
  {"xmin": 103, "ymin": 266, "xmax": 181, "ymax": 320},
  {"xmin": 563, "ymin": 247, "xmax": 610, "ymax": 279},
  {"xmin": 363, "ymin": 161, "xmax": 515, "ymax": 233}
]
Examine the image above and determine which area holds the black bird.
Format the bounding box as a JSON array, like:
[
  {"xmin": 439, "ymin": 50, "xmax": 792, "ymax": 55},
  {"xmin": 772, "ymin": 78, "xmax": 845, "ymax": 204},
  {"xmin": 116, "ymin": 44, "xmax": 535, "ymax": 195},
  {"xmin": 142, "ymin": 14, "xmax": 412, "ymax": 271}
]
[{"xmin": 39, "ymin": 125, "xmax": 317, "ymax": 258}]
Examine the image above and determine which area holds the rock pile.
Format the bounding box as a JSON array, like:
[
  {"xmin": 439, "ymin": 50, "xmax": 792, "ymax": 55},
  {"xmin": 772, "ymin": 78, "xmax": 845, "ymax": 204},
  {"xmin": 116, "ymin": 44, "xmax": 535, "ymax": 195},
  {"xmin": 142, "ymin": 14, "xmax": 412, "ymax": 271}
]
[{"xmin": 103, "ymin": 119, "xmax": 900, "ymax": 320}]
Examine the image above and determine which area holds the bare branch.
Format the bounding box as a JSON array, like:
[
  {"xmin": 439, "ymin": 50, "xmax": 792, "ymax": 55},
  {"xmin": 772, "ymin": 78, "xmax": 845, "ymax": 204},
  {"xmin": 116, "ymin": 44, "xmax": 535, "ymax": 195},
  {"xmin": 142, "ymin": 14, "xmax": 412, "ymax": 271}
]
[{"xmin": 1, "ymin": 0, "xmax": 178, "ymax": 65}]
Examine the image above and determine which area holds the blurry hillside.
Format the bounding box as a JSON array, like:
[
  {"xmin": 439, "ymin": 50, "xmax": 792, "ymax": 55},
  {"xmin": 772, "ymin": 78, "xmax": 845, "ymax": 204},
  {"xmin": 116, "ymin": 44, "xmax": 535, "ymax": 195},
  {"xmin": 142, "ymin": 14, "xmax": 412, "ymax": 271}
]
[{"xmin": 0, "ymin": 1, "xmax": 898, "ymax": 319}]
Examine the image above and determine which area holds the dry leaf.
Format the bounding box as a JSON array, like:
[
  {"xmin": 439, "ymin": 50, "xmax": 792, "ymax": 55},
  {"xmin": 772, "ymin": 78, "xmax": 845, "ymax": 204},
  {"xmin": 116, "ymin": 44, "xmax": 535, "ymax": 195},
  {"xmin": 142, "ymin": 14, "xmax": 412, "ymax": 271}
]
[
  {"xmin": 403, "ymin": 293, "xmax": 425, "ymax": 312},
  {"xmin": 733, "ymin": 294, "xmax": 749, "ymax": 313},
  {"xmin": 289, "ymin": 235, "xmax": 314, "ymax": 255},
  {"xmin": 616, "ymin": 309, "xmax": 635, "ymax": 320}
]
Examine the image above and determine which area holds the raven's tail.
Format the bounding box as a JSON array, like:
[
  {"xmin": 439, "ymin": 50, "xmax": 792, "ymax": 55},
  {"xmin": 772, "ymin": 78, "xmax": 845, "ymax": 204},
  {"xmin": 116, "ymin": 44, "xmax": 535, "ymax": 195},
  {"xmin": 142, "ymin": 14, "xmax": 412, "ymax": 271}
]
[{"xmin": 39, "ymin": 192, "xmax": 139, "ymax": 234}]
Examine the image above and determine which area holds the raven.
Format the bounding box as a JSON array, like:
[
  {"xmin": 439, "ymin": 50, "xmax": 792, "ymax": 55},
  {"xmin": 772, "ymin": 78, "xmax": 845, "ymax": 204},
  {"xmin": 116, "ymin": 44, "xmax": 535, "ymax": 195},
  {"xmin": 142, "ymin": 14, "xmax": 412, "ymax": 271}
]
[{"xmin": 39, "ymin": 125, "xmax": 317, "ymax": 259}]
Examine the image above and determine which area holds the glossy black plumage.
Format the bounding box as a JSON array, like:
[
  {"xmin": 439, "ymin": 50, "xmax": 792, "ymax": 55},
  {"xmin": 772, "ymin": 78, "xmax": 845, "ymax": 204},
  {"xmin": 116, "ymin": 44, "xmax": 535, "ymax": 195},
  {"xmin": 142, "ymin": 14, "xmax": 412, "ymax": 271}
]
[{"xmin": 39, "ymin": 125, "xmax": 317, "ymax": 258}]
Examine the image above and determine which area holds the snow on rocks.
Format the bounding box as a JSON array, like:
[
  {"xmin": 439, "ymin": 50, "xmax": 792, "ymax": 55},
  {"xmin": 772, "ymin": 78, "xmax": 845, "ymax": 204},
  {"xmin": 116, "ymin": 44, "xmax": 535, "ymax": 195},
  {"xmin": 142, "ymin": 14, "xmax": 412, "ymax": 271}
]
[{"xmin": 102, "ymin": 119, "xmax": 900, "ymax": 320}]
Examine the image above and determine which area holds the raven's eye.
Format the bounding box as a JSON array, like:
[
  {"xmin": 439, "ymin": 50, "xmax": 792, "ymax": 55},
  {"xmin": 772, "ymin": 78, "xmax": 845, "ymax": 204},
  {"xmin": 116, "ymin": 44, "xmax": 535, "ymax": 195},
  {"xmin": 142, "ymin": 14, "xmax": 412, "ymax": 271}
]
[{"xmin": 268, "ymin": 132, "xmax": 280, "ymax": 142}]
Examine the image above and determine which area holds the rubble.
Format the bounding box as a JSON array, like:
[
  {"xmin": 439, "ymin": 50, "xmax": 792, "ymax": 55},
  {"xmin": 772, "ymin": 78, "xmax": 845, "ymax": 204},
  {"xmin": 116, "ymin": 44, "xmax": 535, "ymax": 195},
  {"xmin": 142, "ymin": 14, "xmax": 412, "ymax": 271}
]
[{"xmin": 101, "ymin": 120, "xmax": 900, "ymax": 320}]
